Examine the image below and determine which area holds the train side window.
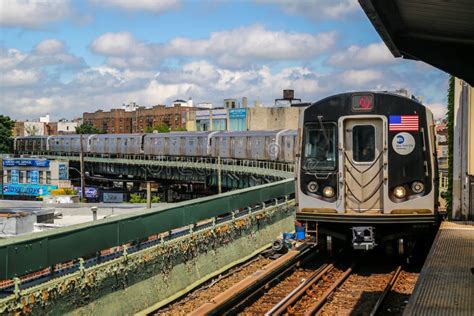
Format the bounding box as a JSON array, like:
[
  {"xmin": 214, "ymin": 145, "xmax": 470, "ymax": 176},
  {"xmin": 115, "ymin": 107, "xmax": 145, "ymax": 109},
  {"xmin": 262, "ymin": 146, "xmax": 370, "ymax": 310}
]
[{"xmin": 352, "ymin": 125, "xmax": 375, "ymax": 162}]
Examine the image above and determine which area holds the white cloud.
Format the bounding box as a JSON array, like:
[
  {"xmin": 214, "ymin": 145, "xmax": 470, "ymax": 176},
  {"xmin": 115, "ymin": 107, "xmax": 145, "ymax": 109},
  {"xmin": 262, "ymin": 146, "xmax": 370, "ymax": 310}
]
[
  {"xmin": 90, "ymin": 26, "xmax": 337, "ymax": 69},
  {"xmin": 90, "ymin": 32, "xmax": 141, "ymax": 56},
  {"xmin": 328, "ymin": 42, "xmax": 395, "ymax": 68},
  {"xmin": 340, "ymin": 69, "xmax": 383, "ymax": 86},
  {"xmin": 0, "ymin": 0, "xmax": 71, "ymax": 28},
  {"xmin": 91, "ymin": 0, "xmax": 180, "ymax": 13},
  {"xmin": 35, "ymin": 39, "xmax": 65, "ymax": 54},
  {"xmin": 0, "ymin": 48, "xmax": 27, "ymax": 70},
  {"xmin": 168, "ymin": 25, "xmax": 337, "ymax": 65},
  {"xmin": 0, "ymin": 69, "xmax": 40, "ymax": 86},
  {"xmin": 260, "ymin": 0, "xmax": 359, "ymax": 20}
]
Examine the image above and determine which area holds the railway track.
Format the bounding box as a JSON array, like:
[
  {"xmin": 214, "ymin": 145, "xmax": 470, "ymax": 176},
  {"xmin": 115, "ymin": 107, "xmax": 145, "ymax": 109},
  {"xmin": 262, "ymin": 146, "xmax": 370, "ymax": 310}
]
[
  {"xmin": 152, "ymin": 246, "xmax": 420, "ymax": 316},
  {"xmin": 244, "ymin": 262, "xmax": 405, "ymax": 316}
]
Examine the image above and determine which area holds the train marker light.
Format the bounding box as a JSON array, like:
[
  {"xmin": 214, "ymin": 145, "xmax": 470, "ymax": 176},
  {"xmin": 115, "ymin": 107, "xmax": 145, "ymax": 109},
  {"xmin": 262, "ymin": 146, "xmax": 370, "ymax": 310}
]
[
  {"xmin": 393, "ymin": 186, "xmax": 406, "ymax": 198},
  {"xmin": 322, "ymin": 186, "xmax": 335, "ymax": 198},
  {"xmin": 307, "ymin": 181, "xmax": 319, "ymax": 193},
  {"xmin": 411, "ymin": 181, "xmax": 424, "ymax": 194}
]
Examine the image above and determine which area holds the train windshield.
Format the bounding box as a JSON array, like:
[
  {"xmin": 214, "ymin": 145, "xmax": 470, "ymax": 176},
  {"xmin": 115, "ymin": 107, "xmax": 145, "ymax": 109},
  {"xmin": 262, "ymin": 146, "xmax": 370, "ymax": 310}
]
[{"xmin": 303, "ymin": 123, "xmax": 337, "ymax": 171}]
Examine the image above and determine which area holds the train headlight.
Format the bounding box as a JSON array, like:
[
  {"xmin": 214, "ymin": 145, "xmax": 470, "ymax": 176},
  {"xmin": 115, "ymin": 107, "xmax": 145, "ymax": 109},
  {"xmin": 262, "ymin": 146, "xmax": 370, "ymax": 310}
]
[
  {"xmin": 411, "ymin": 181, "xmax": 425, "ymax": 194},
  {"xmin": 393, "ymin": 186, "xmax": 406, "ymax": 199},
  {"xmin": 322, "ymin": 186, "xmax": 335, "ymax": 198},
  {"xmin": 307, "ymin": 181, "xmax": 319, "ymax": 193}
]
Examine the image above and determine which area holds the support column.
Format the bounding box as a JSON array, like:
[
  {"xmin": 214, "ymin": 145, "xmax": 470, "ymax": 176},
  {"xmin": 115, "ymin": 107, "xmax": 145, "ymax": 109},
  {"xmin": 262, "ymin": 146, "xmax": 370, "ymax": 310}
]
[{"xmin": 146, "ymin": 181, "xmax": 152, "ymax": 209}]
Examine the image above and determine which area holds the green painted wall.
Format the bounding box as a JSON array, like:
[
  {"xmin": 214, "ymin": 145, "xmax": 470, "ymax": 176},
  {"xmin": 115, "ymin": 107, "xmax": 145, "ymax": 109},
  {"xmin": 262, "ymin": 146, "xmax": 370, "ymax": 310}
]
[{"xmin": 0, "ymin": 202, "xmax": 295, "ymax": 315}]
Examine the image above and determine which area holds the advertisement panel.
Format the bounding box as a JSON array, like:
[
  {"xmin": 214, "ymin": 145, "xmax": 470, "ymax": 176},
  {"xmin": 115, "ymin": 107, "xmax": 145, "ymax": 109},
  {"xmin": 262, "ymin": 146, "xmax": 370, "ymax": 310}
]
[
  {"xmin": 2, "ymin": 159, "xmax": 50, "ymax": 168},
  {"xmin": 74, "ymin": 186, "xmax": 99, "ymax": 198},
  {"xmin": 59, "ymin": 164, "xmax": 68, "ymax": 180},
  {"xmin": 11, "ymin": 170, "xmax": 19, "ymax": 184},
  {"xmin": 2, "ymin": 184, "xmax": 58, "ymax": 197},
  {"xmin": 103, "ymin": 192, "xmax": 124, "ymax": 203},
  {"xmin": 30, "ymin": 170, "xmax": 39, "ymax": 184},
  {"xmin": 229, "ymin": 108, "xmax": 247, "ymax": 118}
]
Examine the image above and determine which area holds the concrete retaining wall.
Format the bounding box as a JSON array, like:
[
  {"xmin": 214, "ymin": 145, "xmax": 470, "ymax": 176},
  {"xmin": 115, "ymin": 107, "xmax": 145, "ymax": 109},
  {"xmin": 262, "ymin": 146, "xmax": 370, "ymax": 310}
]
[{"xmin": 0, "ymin": 201, "xmax": 295, "ymax": 315}]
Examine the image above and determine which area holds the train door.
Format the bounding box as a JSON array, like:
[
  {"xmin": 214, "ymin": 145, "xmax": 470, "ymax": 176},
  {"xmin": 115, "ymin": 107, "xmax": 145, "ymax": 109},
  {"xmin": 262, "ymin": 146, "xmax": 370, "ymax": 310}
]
[{"xmin": 343, "ymin": 118, "xmax": 385, "ymax": 213}]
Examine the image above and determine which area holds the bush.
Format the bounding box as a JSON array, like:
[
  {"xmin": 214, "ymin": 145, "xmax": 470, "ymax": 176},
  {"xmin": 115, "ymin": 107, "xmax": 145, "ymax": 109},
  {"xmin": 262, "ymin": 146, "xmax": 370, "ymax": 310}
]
[
  {"xmin": 129, "ymin": 193, "xmax": 146, "ymax": 203},
  {"xmin": 129, "ymin": 193, "xmax": 160, "ymax": 203}
]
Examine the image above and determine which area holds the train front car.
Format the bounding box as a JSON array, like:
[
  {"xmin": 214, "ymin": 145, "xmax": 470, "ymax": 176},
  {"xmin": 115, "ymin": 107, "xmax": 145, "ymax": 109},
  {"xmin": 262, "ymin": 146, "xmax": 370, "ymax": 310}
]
[{"xmin": 296, "ymin": 92, "xmax": 439, "ymax": 252}]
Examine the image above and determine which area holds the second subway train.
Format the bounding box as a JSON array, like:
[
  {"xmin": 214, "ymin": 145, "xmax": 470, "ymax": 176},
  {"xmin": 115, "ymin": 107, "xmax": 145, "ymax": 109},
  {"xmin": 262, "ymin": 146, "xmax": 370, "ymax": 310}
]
[{"xmin": 14, "ymin": 130, "xmax": 298, "ymax": 163}]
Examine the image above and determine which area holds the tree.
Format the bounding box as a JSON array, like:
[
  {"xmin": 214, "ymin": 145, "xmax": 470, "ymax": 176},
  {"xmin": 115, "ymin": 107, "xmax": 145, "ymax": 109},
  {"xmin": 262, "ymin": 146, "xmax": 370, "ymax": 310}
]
[
  {"xmin": 0, "ymin": 115, "xmax": 15, "ymax": 153},
  {"xmin": 75, "ymin": 122, "xmax": 102, "ymax": 134},
  {"xmin": 145, "ymin": 123, "xmax": 170, "ymax": 133},
  {"xmin": 446, "ymin": 75, "xmax": 455, "ymax": 215}
]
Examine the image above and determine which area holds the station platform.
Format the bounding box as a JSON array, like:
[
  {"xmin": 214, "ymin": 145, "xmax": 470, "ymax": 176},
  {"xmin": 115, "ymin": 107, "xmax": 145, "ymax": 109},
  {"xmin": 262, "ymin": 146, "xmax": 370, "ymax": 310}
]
[{"xmin": 404, "ymin": 221, "xmax": 474, "ymax": 316}]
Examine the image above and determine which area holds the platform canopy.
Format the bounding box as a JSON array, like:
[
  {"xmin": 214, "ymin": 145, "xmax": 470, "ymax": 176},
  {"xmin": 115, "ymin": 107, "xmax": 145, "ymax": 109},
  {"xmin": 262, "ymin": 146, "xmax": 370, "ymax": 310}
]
[{"xmin": 359, "ymin": 0, "xmax": 474, "ymax": 86}]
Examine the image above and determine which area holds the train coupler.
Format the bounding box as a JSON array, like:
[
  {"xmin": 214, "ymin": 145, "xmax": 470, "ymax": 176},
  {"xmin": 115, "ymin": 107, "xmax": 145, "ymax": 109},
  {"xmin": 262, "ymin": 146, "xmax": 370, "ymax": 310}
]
[{"xmin": 351, "ymin": 226, "xmax": 376, "ymax": 250}]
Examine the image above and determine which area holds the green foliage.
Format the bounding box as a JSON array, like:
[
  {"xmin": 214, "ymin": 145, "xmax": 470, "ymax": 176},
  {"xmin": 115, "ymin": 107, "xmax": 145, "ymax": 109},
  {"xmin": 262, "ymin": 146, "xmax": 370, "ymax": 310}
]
[
  {"xmin": 129, "ymin": 193, "xmax": 160, "ymax": 203},
  {"xmin": 75, "ymin": 122, "xmax": 102, "ymax": 134},
  {"xmin": 145, "ymin": 123, "xmax": 171, "ymax": 133},
  {"xmin": 0, "ymin": 115, "xmax": 14, "ymax": 153},
  {"xmin": 446, "ymin": 75, "xmax": 455, "ymax": 214},
  {"xmin": 63, "ymin": 188, "xmax": 79, "ymax": 195},
  {"xmin": 172, "ymin": 126, "xmax": 187, "ymax": 132},
  {"xmin": 129, "ymin": 193, "xmax": 146, "ymax": 203}
]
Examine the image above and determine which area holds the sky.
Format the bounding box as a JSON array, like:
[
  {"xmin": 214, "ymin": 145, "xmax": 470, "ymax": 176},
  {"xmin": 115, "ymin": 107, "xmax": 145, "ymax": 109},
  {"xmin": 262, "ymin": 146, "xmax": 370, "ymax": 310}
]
[{"xmin": 0, "ymin": 0, "xmax": 448, "ymax": 121}]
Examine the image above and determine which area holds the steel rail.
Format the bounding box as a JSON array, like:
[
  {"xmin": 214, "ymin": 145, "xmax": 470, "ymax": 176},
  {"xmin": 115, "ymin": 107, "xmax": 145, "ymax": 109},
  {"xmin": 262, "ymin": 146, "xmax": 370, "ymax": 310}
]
[
  {"xmin": 189, "ymin": 243, "xmax": 316, "ymax": 316},
  {"xmin": 303, "ymin": 264, "xmax": 355, "ymax": 316},
  {"xmin": 369, "ymin": 265, "xmax": 402, "ymax": 316},
  {"xmin": 266, "ymin": 263, "xmax": 334, "ymax": 315}
]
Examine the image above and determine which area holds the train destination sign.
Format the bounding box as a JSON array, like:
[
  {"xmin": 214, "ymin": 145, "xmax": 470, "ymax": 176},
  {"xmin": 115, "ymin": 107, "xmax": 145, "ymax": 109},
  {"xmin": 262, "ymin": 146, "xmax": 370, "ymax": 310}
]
[{"xmin": 352, "ymin": 94, "xmax": 374, "ymax": 111}]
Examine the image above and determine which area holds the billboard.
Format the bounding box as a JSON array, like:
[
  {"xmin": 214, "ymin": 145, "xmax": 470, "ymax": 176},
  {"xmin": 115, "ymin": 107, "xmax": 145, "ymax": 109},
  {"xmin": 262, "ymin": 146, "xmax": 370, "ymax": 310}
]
[
  {"xmin": 74, "ymin": 186, "xmax": 99, "ymax": 198},
  {"xmin": 3, "ymin": 159, "xmax": 50, "ymax": 168},
  {"xmin": 103, "ymin": 192, "xmax": 124, "ymax": 203},
  {"xmin": 59, "ymin": 164, "xmax": 68, "ymax": 180},
  {"xmin": 229, "ymin": 108, "xmax": 247, "ymax": 118},
  {"xmin": 10, "ymin": 170, "xmax": 19, "ymax": 184},
  {"xmin": 2, "ymin": 184, "xmax": 58, "ymax": 197},
  {"xmin": 30, "ymin": 170, "xmax": 39, "ymax": 184}
]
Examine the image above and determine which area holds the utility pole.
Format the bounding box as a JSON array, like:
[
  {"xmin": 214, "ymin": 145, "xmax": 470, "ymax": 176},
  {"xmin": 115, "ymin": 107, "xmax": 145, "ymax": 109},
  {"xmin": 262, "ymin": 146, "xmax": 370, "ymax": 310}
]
[
  {"xmin": 80, "ymin": 134, "xmax": 85, "ymax": 201},
  {"xmin": 217, "ymin": 155, "xmax": 222, "ymax": 194}
]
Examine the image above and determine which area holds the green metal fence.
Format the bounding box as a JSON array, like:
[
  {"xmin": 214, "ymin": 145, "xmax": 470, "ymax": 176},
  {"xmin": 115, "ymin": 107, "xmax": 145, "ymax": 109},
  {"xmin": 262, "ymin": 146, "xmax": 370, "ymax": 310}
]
[{"xmin": 0, "ymin": 178, "xmax": 295, "ymax": 280}]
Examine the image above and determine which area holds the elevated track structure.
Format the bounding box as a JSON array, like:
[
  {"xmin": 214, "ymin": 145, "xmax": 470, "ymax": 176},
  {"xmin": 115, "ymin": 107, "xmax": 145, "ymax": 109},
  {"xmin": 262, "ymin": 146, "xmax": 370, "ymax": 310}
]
[{"xmin": 0, "ymin": 155, "xmax": 296, "ymax": 314}]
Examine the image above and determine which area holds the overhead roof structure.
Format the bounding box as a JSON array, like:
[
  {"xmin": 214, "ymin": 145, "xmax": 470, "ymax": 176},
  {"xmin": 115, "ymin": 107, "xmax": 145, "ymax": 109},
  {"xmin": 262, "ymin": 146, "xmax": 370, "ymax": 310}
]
[{"xmin": 359, "ymin": 0, "xmax": 474, "ymax": 86}]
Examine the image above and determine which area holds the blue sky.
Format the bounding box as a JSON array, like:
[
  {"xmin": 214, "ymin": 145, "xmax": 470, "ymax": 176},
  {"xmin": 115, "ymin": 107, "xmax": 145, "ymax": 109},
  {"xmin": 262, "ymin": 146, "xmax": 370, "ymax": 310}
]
[{"xmin": 0, "ymin": 0, "xmax": 448, "ymax": 120}]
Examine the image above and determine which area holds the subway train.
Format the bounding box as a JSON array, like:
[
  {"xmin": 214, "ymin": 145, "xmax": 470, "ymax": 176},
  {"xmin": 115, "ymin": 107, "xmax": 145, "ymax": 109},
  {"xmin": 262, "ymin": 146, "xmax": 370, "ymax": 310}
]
[
  {"xmin": 296, "ymin": 91, "xmax": 440, "ymax": 252},
  {"xmin": 13, "ymin": 130, "xmax": 298, "ymax": 163}
]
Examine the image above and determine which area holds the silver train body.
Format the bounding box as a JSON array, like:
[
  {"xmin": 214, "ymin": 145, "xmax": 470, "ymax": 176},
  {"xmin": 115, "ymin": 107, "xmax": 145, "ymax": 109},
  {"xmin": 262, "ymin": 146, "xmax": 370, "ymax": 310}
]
[
  {"xmin": 13, "ymin": 130, "xmax": 297, "ymax": 163},
  {"xmin": 296, "ymin": 92, "xmax": 440, "ymax": 251}
]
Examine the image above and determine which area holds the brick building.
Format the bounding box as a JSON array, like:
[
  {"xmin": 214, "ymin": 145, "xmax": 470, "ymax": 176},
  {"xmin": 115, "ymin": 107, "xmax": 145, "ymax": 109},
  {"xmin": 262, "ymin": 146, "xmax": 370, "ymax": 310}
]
[{"xmin": 83, "ymin": 105, "xmax": 196, "ymax": 134}]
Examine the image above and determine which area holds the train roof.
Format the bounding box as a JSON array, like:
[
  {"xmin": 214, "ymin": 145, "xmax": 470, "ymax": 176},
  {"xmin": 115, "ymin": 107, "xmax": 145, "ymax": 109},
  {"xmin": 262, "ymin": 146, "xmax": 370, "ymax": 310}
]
[
  {"xmin": 144, "ymin": 131, "xmax": 214, "ymax": 137},
  {"xmin": 212, "ymin": 130, "xmax": 283, "ymax": 137}
]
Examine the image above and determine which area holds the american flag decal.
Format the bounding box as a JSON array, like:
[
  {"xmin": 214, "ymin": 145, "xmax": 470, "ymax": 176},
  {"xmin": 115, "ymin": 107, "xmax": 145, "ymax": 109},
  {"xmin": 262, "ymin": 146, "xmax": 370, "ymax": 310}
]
[{"xmin": 389, "ymin": 115, "xmax": 419, "ymax": 131}]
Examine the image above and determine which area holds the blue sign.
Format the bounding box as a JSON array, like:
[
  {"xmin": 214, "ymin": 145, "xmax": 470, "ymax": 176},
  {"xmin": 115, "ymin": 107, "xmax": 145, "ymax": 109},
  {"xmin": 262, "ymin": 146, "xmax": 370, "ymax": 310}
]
[
  {"xmin": 30, "ymin": 170, "xmax": 39, "ymax": 184},
  {"xmin": 2, "ymin": 184, "xmax": 58, "ymax": 197},
  {"xmin": 59, "ymin": 164, "xmax": 68, "ymax": 180},
  {"xmin": 3, "ymin": 159, "xmax": 50, "ymax": 168},
  {"xmin": 74, "ymin": 186, "xmax": 99, "ymax": 198},
  {"xmin": 11, "ymin": 170, "xmax": 19, "ymax": 184},
  {"xmin": 229, "ymin": 108, "xmax": 247, "ymax": 119}
]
